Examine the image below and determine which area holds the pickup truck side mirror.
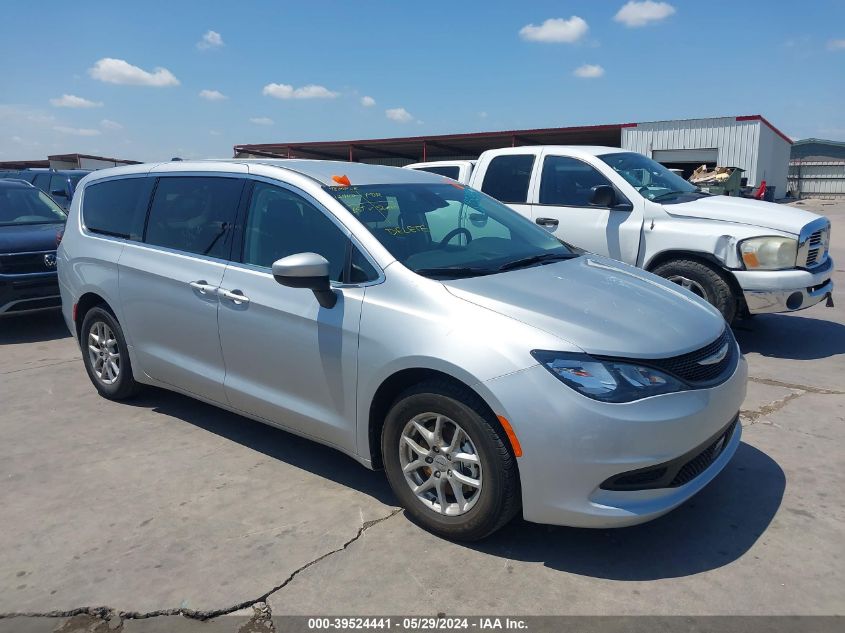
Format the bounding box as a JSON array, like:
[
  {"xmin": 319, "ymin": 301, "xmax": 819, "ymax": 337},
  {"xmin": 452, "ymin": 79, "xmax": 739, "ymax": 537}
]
[
  {"xmin": 271, "ymin": 252, "xmax": 337, "ymax": 309},
  {"xmin": 590, "ymin": 185, "xmax": 616, "ymax": 207},
  {"xmin": 590, "ymin": 185, "xmax": 633, "ymax": 212}
]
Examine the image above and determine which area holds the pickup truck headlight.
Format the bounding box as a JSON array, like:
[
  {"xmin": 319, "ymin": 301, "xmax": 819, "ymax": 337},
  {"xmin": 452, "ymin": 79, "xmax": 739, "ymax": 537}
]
[
  {"xmin": 739, "ymin": 236, "xmax": 797, "ymax": 270},
  {"xmin": 531, "ymin": 351, "xmax": 687, "ymax": 403}
]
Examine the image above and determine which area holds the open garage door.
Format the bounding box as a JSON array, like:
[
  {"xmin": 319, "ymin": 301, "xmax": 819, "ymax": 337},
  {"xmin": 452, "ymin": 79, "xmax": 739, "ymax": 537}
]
[{"xmin": 652, "ymin": 148, "xmax": 719, "ymax": 180}]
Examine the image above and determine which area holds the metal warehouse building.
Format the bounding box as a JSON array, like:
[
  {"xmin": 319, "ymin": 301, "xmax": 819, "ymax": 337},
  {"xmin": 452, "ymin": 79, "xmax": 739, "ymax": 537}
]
[
  {"xmin": 789, "ymin": 138, "xmax": 845, "ymax": 199},
  {"xmin": 234, "ymin": 114, "xmax": 792, "ymax": 197}
]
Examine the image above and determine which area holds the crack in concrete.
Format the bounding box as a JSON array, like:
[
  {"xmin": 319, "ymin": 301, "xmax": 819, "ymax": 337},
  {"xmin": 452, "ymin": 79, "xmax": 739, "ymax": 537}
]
[
  {"xmin": 0, "ymin": 507, "xmax": 403, "ymax": 625},
  {"xmin": 747, "ymin": 376, "xmax": 844, "ymax": 395},
  {"xmin": 742, "ymin": 376, "xmax": 844, "ymax": 426},
  {"xmin": 742, "ymin": 390, "xmax": 806, "ymax": 425}
]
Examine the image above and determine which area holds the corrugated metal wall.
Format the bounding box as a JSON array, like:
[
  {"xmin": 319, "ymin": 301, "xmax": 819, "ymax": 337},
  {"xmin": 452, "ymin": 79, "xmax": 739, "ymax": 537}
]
[
  {"xmin": 622, "ymin": 116, "xmax": 763, "ymax": 184},
  {"xmin": 788, "ymin": 161, "xmax": 845, "ymax": 199}
]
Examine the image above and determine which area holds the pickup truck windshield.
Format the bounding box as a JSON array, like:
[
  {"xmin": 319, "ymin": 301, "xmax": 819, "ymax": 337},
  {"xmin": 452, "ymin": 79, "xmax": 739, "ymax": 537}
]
[
  {"xmin": 598, "ymin": 152, "xmax": 698, "ymax": 201},
  {"xmin": 325, "ymin": 182, "xmax": 573, "ymax": 278},
  {"xmin": 0, "ymin": 187, "xmax": 67, "ymax": 226}
]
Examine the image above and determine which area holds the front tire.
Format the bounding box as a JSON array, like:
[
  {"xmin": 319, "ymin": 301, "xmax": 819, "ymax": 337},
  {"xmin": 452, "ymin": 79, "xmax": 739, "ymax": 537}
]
[
  {"xmin": 382, "ymin": 381, "xmax": 520, "ymax": 541},
  {"xmin": 80, "ymin": 306, "xmax": 141, "ymax": 400},
  {"xmin": 652, "ymin": 258, "xmax": 738, "ymax": 324}
]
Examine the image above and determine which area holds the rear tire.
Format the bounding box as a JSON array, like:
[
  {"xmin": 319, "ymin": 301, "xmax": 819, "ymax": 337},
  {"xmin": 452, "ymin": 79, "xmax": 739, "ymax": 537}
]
[
  {"xmin": 80, "ymin": 306, "xmax": 142, "ymax": 400},
  {"xmin": 652, "ymin": 258, "xmax": 738, "ymax": 324},
  {"xmin": 381, "ymin": 380, "xmax": 520, "ymax": 541}
]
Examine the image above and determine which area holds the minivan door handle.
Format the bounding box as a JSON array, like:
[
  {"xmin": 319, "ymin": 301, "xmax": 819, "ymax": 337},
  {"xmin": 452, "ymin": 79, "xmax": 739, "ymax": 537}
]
[
  {"xmin": 188, "ymin": 280, "xmax": 218, "ymax": 295},
  {"xmin": 536, "ymin": 217, "xmax": 559, "ymax": 230},
  {"xmin": 218, "ymin": 288, "xmax": 250, "ymax": 305}
]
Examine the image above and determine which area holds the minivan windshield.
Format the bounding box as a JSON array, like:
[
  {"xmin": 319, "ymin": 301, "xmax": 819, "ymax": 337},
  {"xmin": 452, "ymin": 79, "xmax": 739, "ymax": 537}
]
[
  {"xmin": 0, "ymin": 187, "xmax": 67, "ymax": 226},
  {"xmin": 325, "ymin": 182, "xmax": 574, "ymax": 278},
  {"xmin": 598, "ymin": 152, "xmax": 699, "ymax": 202}
]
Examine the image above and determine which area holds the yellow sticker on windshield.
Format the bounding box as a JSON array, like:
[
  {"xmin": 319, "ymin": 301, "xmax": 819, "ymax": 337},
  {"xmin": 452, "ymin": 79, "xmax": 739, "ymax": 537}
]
[{"xmin": 385, "ymin": 225, "xmax": 429, "ymax": 237}]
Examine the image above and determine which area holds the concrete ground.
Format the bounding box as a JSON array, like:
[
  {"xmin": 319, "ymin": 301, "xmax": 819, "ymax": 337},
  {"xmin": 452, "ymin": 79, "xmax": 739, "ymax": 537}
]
[{"xmin": 1, "ymin": 200, "xmax": 843, "ymax": 631}]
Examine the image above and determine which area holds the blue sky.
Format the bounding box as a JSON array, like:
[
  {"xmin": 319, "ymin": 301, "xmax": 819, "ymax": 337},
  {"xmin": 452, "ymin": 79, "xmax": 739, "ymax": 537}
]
[{"xmin": 1, "ymin": 0, "xmax": 843, "ymax": 162}]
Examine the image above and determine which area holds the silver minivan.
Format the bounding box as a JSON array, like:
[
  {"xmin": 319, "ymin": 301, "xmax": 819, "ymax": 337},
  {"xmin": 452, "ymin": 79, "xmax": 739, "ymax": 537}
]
[{"xmin": 59, "ymin": 160, "xmax": 747, "ymax": 540}]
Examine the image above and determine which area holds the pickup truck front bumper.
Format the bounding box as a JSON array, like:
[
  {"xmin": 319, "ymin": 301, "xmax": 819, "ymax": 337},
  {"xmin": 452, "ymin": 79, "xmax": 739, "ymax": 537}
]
[{"xmin": 733, "ymin": 257, "xmax": 834, "ymax": 314}]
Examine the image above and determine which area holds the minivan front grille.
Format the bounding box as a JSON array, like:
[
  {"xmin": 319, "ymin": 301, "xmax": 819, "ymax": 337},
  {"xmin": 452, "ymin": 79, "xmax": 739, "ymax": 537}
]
[
  {"xmin": 0, "ymin": 251, "xmax": 57, "ymax": 274},
  {"xmin": 644, "ymin": 328, "xmax": 737, "ymax": 385}
]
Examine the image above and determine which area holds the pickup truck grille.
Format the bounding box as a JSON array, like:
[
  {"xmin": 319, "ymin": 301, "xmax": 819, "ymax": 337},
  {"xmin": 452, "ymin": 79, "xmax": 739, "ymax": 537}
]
[
  {"xmin": 799, "ymin": 221, "xmax": 830, "ymax": 269},
  {"xmin": 805, "ymin": 229, "xmax": 824, "ymax": 267},
  {"xmin": 0, "ymin": 251, "xmax": 57, "ymax": 274}
]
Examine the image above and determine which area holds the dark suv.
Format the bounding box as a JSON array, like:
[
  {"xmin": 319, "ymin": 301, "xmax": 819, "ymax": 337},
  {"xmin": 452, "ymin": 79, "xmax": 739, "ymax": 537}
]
[
  {"xmin": 17, "ymin": 169, "xmax": 91, "ymax": 210},
  {"xmin": 0, "ymin": 180, "xmax": 67, "ymax": 316}
]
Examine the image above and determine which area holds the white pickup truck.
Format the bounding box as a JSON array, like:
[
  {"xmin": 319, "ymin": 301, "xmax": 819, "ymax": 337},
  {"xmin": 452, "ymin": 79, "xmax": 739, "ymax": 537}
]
[{"xmin": 407, "ymin": 147, "xmax": 834, "ymax": 323}]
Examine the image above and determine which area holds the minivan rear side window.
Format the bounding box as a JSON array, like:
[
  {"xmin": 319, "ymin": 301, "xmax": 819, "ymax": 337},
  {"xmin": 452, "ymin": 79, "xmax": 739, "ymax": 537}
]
[
  {"xmin": 144, "ymin": 177, "xmax": 244, "ymax": 259},
  {"xmin": 83, "ymin": 177, "xmax": 154, "ymax": 240},
  {"xmin": 480, "ymin": 155, "xmax": 535, "ymax": 204}
]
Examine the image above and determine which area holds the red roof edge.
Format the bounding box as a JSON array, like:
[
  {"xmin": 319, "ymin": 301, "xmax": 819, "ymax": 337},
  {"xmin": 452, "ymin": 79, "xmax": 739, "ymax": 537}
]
[{"xmin": 736, "ymin": 115, "xmax": 792, "ymax": 145}]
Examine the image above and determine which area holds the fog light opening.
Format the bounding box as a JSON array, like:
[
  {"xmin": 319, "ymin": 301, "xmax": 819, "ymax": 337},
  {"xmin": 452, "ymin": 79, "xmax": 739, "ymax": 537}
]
[{"xmin": 786, "ymin": 292, "xmax": 803, "ymax": 310}]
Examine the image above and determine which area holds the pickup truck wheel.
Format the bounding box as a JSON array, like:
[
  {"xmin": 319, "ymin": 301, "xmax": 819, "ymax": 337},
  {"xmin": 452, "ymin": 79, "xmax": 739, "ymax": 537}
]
[
  {"xmin": 652, "ymin": 259, "xmax": 737, "ymax": 324},
  {"xmin": 381, "ymin": 380, "xmax": 520, "ymax": 541}
]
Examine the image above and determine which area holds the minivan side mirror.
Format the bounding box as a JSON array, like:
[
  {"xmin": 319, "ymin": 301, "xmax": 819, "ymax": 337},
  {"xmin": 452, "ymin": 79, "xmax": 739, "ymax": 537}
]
[{"xmin": 271, "ymin": 253, "xmax": 337, "ymax": 308}]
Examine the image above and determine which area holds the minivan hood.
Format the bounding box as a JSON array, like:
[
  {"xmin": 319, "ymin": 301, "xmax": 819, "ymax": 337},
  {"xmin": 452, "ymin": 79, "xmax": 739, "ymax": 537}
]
[
  {"xmin": 443, "ymin": 256, "xmax": 725, "ymax": 359},
  {"xmin": 0, "ymin": 222, "xmax": 64, "ymax": 253},
  {"xmin": 664, "ymin": 196, "xmax": 820, "ymax": 234}
]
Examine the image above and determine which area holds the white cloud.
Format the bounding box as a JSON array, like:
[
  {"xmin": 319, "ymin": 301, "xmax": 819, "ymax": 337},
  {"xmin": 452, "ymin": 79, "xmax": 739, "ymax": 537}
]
[
  {"xmin": 50, "ymin": 94, "xmax": 103, "ymax": 108},
  {"xmin": 614, "ymin": 1, "xmax": 676, "ymax": 28},
  {"xmin": 574, "ymin": 64, "xmax": 605, "ymax": 78},
  {"xmin": 519, "ymin": 16, "xmax": 588, "ymax": 43},
  {"xmin": 100, "ymin": 119, "xmax": 123, "ymax": 130},
  {"xmin": 210, "ymin": 130, "xmax": 221, "ymax": 136},
  {"xmin": 828, "ymin": 39, "xmax": 845, "ymax": 51},
  {"xmin": 89, "ymin": 58, "xmax": 180, "ymax": 87},
  {"xmin": 386, "ymin": 107, "xmax": 413, "ymax": 123},
  {"xmin": 249, "ymin": 117, "xmax": 274, "ymax": 126},
  {"xmin": 360, "ymin": 95, "xmax": 376, "ymax": 107},
  {"xmin": 197, "ymin": 30, "xmax": 224, "ymax": 50},
  {"xmin": 53, "ymin": 125, "xmax": 101, "ymax": 137},
  {"xmin": 262, "ymin": 83, "xmax": 339, "ymax": 99},
  {"xmin": 199, "ymin": 89, "xmax": 227, "ymax": 101},
  {"xmin": 479, "ymin": 111, "xmax": 488, "ymax": 119}
]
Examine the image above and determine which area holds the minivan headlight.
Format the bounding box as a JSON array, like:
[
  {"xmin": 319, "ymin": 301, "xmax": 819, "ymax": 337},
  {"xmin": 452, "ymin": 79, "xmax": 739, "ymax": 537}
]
[
  {"xmin": 739, "ymin": 236, "xmax": 797, "ymax": 270},
  {"xmin": 531, "ymin": 351, "xmax": 687, "ymax": 403}
]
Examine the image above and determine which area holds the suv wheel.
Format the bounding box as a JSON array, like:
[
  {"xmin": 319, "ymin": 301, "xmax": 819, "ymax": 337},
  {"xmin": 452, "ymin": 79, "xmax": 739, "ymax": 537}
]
[
  {"xmin": 81, "ymin": 307, "xmax": 141, "ymax": 400},
  {"xmin": 382, "ymin": 381, "xmax": 520, "ymax": 541},
  {"xmin": 652, "ymin": 258, "xmax": 738, "ymax": 324}
]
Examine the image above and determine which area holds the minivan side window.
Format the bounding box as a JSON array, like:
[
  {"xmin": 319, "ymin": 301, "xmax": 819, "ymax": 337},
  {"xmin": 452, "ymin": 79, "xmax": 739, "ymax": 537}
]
[
  {"xmin": 539, "ymin": 156, "xmax": 614, "ymax": 207},
  {"xmin": 242, "ymin": 182, "xmax": 348, "ymax": 282},
  {"xmin": 144, "ymin": 177, "xmax": 243, "ymax": 258},
  {"xmin": 83, "ymin": 177, "xmax": 154, "ymax": 240},
  {"xmin": 480, "ymin": 155, "xmax": 535, "ymax": 204}
]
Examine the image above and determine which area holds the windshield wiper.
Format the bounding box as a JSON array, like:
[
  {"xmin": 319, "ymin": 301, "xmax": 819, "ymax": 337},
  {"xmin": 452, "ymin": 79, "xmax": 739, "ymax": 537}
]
[
  {"xmin": 497, "ymin": 252, "xmax": 576, "ymax": 272},
  {"xmin": 651, "ymin": 190, "xmax": 704, "ymax": 201},
  {"xmin": 414, "ymin": 266, "xmax": 496, "ymax": 279}
]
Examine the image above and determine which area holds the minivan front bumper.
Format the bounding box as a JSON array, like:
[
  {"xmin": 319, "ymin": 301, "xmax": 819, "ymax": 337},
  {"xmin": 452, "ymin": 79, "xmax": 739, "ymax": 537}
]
[
  {"xmin": 733, "ymin": 257, "xmax": 834, "ymax": 314},
  {"xmin": 481, "ymin": 353, "xmax": 747, "ymax": 528}
]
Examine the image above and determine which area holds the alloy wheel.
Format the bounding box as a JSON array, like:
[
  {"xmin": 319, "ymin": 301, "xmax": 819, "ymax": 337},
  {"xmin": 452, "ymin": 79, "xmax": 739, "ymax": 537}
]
[
  {"xmin": 399, "ymin": 413, "xmax": 483, "ymax": 516},
  {"xmin": 87, "ymin": 321, "xmax": 120, "ymax": 385},
  {"xmin": 667, "ymin": 274, "xmax": 708, "ymax": 300}
]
